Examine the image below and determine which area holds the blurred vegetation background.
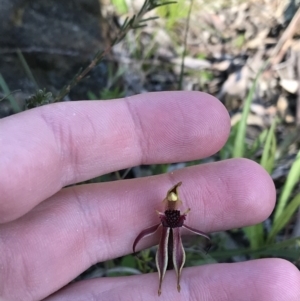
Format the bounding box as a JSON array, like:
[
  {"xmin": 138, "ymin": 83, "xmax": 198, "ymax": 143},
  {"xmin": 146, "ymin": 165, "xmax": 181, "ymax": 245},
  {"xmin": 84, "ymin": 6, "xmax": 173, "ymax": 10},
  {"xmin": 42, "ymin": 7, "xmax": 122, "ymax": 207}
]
[{"xmin": 1, "ymin": 0, "xmax": 300, "ymax": 281}]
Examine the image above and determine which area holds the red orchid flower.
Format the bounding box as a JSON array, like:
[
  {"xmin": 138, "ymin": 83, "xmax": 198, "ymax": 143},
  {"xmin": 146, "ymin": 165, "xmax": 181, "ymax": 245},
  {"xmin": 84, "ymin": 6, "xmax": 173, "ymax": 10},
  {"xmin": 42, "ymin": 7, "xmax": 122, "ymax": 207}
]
[{"xmin": 133, "ymin": 182, "xmax": 211, "ymax": 296}]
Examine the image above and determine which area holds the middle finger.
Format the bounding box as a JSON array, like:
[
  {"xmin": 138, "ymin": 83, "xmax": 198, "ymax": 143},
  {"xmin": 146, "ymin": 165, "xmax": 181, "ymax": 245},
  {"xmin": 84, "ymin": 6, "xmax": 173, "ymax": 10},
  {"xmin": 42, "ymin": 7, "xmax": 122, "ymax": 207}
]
[{"xmin": 0, "ymin": 158, "xmax": 275, "ymax": 300}]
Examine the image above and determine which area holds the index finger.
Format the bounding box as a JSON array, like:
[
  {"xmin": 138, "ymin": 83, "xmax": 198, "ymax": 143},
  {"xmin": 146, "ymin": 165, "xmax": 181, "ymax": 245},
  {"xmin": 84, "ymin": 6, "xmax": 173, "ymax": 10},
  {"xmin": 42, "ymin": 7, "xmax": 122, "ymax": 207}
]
[{"xmin": 0, "ymin": 91, "xmax": 230, "ymax": 222}]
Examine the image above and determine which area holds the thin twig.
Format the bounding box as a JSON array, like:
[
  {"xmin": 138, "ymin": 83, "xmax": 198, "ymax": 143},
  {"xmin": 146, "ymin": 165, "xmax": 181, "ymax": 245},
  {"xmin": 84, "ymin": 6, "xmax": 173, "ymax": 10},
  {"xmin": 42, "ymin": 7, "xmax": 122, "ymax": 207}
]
[
  {"xmin": 271, "ymin": 7, "xmax": 300, "ymax": 65},
  {"xmin": 53, "ymin": 0, "xmax": 176, "ymax": 102},
  {"xmin": 178, "ymin": 0, "xmax": 194, "ymax": 90}
]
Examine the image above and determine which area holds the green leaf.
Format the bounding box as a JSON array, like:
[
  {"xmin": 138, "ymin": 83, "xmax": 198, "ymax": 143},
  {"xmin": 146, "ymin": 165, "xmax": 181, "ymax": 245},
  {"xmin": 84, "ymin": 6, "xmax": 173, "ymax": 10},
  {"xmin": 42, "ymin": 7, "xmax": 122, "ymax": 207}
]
[
  {"xmin": 268, "ymin": 193, "xmax": 300, "ymax": 243},
  {"xmin": 26, "ymin": 89, "xmax": 53, "ymax": 109},
  {"xmin": 260, "ymin": 119, "xmax": 277, "ymax": 174},
  {"xmin": 274, "ymin": 150, "xmax": 300, "ymax": 222},
  {"xmin": 233, "ymin": 62, "xmax": 268, "ymax": 158},
  {"xmin": 247, "ymin": 128, "xmax": 268, "ymax": 158},
  {"xmin": 100, "ymin": 87, "xmax": 125, "ymax": 100},
  {"xmin": 243, "ymin": 222, "xmax": 264, "ymax": 250},
  {"xmin": 87, "ymin": 91, "xmax": 98, "ymax": 100},
  {"xmin": 243, "ymin": 120, "xmax": 277, "ymax": 250},
  {"xmin": 120, "ymin": 255, "xmax": 137, "ymax": 268},
  {"xmin": 219, "ymin": 122, "xmax": 239, "ymax": 160}
]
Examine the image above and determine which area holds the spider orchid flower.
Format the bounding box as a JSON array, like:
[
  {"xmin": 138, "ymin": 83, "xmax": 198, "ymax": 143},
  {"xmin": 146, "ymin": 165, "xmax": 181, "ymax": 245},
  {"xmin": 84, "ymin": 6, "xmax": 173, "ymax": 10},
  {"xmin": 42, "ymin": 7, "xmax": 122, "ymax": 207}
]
[{"xmin": 133, "ymin": 182, "xmax": 211, "ymax": 296}]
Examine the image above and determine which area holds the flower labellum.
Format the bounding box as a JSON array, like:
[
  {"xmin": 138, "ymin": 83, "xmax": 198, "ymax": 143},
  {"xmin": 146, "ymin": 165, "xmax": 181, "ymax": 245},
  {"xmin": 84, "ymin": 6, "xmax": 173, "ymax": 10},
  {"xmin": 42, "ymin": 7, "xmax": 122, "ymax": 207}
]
[{"xmin": 133, "ymin": 182, "xmax": 211, "ymax": 296}]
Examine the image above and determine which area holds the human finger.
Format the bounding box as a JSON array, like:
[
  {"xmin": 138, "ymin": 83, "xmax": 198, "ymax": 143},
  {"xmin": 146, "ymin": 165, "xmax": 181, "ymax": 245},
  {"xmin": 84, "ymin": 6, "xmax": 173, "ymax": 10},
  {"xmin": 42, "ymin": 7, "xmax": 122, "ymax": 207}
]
[
  {"xmin": 44, "ymin": 259, "xmax": 300, "ymax": 301},
  {"xmin": 0, "ymin": 159, "xmax": 275, "ymax": 300},
  {"xmin": 0, "ymin": 91, "xmax": 230, "ymax": 223}
]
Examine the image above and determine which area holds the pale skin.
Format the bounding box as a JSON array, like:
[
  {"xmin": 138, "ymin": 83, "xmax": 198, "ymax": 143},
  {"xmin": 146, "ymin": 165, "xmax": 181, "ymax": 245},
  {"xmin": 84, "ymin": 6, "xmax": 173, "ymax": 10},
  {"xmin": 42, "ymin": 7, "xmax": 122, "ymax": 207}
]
[{"xmin": 0, "ymin": 91, "xmax": 300, "ymax": 301}]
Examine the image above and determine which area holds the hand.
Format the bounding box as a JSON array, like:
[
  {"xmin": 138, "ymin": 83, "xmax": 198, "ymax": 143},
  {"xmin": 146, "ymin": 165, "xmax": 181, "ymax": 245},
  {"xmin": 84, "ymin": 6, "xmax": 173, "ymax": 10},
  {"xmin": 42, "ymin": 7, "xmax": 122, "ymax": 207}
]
[{"xmin": 1, "ymin": 91, "xmax": 299, "ymax": 301}]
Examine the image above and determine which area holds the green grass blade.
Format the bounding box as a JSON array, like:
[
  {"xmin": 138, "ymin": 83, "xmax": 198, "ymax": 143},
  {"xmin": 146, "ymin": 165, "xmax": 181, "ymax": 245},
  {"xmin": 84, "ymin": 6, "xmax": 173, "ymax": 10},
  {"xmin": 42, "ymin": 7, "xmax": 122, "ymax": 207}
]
[
  {"xmin": 243, "ymin": 120, "xmax": 276, "ymax": 250},
  {"xmin": 243, "ymin": 222, "xmax": 264, "ymax": 250},
  {"xmin": 247, "ymin": 128, "xmax": 268, "ymax": 158},
  {"xmin": 232, "ymin": 79, "xmax": 258, "ymax": 157},
  {"xmin": 219, "ymin": 122, "xmax": 239, "ymax": 160},
  {"xmin": 0, "ymin": 73, "xmax": 21, "ymax": 113},
  {"xmin": 233, "ymin": 62, "xmax": 268, "ymax": 158},
  {"xmin": 260, "ymin": 119, "xmax": 277, "ymax": 174},
  {"xmin": 267, "ymin": 193, "xmax": 300, "ymax": 243},
  {"xmin": 242, "ymin": 121, "xmax": 277, "ymax": 249},
  {"xmin": 17, "ymin": 49, "xmax": 39, "ymax": 89},
  {"xmin": 274, "ymin": 150, "xmax": 300, "ymax": 222}
]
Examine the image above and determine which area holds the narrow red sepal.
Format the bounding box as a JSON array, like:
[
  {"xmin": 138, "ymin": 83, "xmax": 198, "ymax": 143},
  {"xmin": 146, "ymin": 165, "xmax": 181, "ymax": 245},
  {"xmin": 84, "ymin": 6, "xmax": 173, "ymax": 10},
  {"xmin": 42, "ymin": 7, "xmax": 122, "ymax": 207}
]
[
  {"xmin": 133, "ymin": 223, "xmax": 160, "ymax": 253},
  {"xmin": 156, "ymin": 227, "xmax": 170, "ymax": 296},
  {"xmin": 172, "ymin": 227, "xmax": 185, "ymax": 292}
]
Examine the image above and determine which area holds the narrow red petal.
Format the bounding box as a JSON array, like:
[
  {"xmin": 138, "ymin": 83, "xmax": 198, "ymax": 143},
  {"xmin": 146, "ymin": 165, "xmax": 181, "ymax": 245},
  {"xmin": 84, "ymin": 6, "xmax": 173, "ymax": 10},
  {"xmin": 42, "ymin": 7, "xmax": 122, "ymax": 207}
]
[
  {"xmin": 156, "ymin": 227, "xmax": 170, "ymax": 296},
  {"xmin": 172, "ymin": 227, "xmax": 185, "ymax": 293},
  {"xmin": 132, "ymin": 224, "xmax": 161, "ymax": 253},
  {"xmin": 182, "ymin": 224, "xmax": 212, "ymax": 253}
]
